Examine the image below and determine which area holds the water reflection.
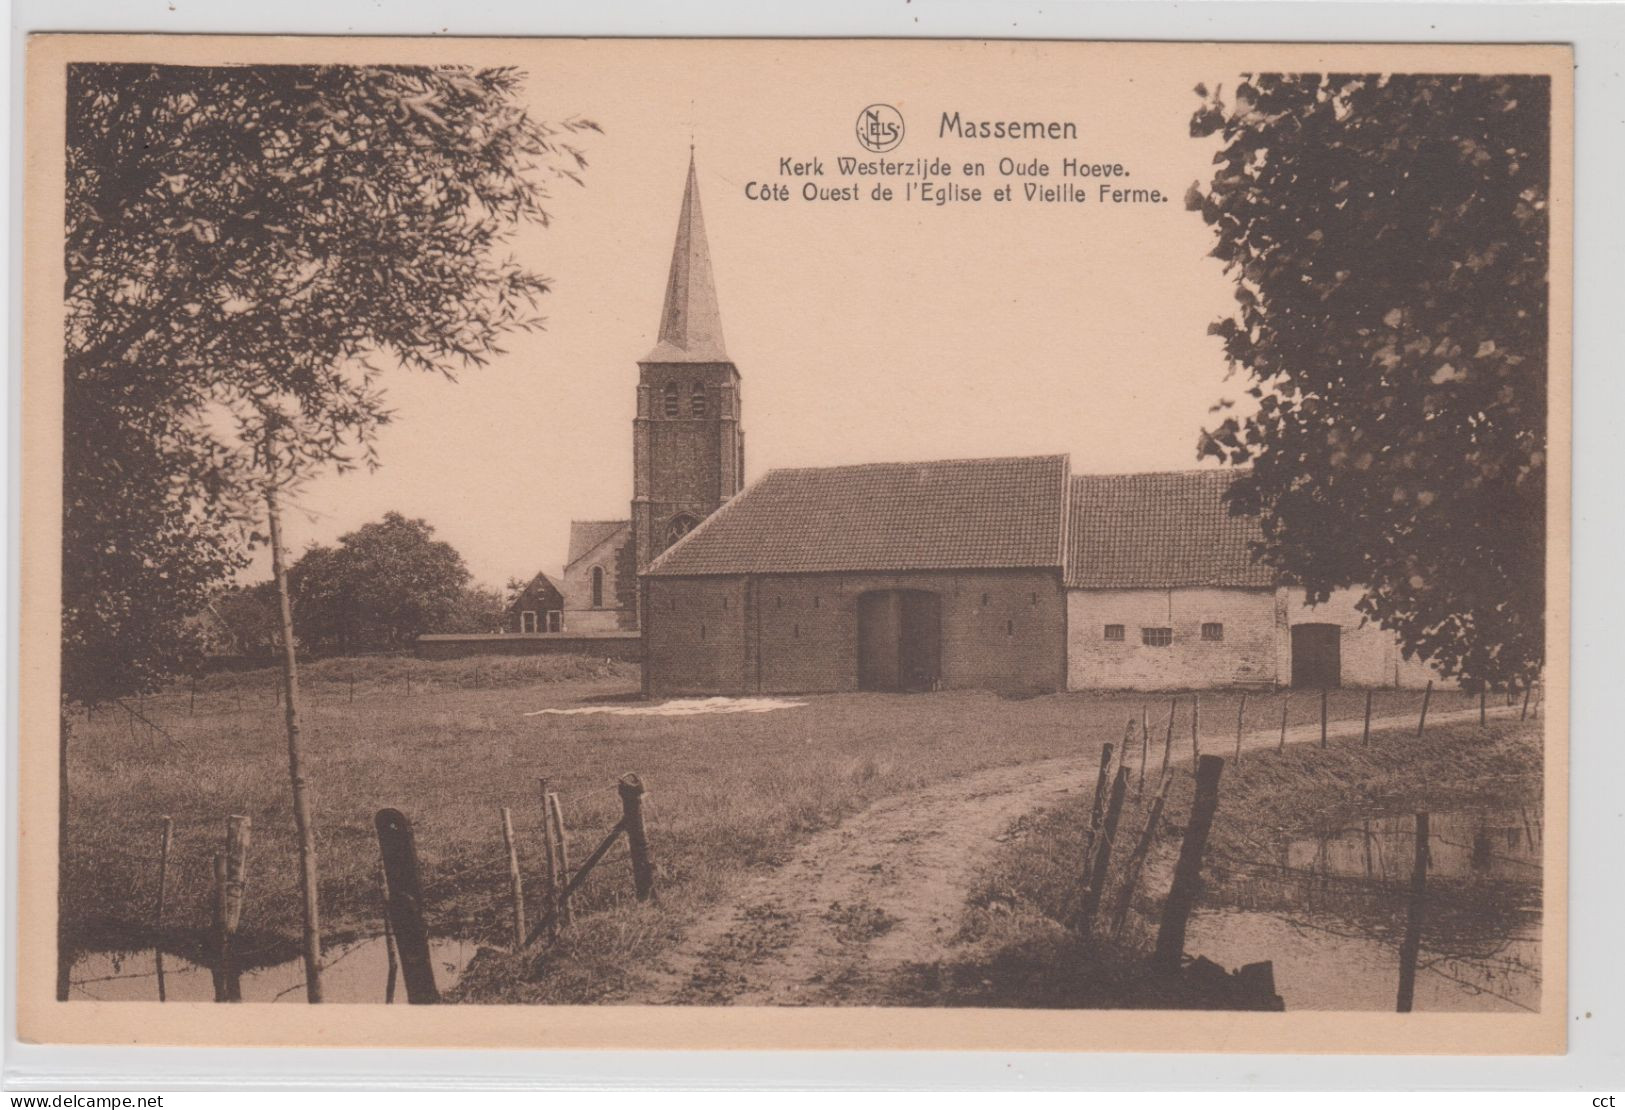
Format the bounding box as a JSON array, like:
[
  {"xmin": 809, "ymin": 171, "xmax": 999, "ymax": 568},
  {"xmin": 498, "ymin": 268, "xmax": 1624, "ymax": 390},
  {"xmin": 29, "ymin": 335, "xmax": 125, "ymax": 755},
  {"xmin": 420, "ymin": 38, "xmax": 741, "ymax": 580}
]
[
  {"xmin": 70, "ymin": 935, "xmax": 477, "ymax": 1003},
  {"xmin": 1192, "ymin": 807, "xmax": 1542, "ymax": 1011}
]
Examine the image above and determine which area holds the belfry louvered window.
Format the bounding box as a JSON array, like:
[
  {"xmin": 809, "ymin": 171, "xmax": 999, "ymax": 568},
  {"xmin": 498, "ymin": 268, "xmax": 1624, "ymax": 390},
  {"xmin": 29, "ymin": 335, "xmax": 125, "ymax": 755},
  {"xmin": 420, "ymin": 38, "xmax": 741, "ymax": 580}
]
[
  {"xmin": 690, "ymin": 382, "xmax": 707, "ymax": 417},
  {"xmin": 662, "ymin": 381, "xmax": 680, "ymax": 418}
]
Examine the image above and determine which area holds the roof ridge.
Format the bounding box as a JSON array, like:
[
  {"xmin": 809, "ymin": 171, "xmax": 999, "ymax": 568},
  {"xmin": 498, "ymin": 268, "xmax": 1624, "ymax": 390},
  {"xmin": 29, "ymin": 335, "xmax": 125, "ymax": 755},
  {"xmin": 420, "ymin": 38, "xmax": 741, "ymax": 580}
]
[
  {"xmin": 765, "ymin": 453, "xmax": 1069, "ymax": 477},
  {"xmin": 1070, "ymin": 465, "xmax": 1251, "ymax": 481}
]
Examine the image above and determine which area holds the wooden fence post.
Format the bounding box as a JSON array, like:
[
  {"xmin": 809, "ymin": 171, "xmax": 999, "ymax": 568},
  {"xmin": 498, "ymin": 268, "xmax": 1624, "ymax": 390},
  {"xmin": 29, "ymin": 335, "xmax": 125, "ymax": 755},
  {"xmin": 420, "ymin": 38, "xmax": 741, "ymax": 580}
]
[
  {"xmin": 1233, "ymin": 693, "xmax": 1248, "ymax": 765},
  {"xmin": 1111, "ymin": 772, "xmax": 1172, "ymax": 940},
  {"xmin": 1080, "ymin": 767, "xmax": 1129, "ymax": 927},
  {"xmin": 1191, "ymin": 694, "xmax": 1201, "ymax": 761},
  {"xmin": 1362, "ymin": 689, "xmax": 1373, "ymax": 745},
  {"xmin": 547, "ymin": 792, "xmax": 574, "ymax": 926},
  {"xmin": 1479, "ymin": 686, "xmax": 1487, "ymax": 726},
  {"xmin": 375, "ymin": 808, "xmax": 440, "ymax": 1004},
  {"xmin": 1154, "ymin": 754, "xmax": 1225, "ymax": 971},
  {"xmin": 1416, "ymin": 680, "xmax": 1434, "ymax": 739},
  {"xmin": 1320, "ymin": 688, "xmax": 1329, "ymax": 748},
  {"xmin": 500, "ymin": 807, "xmax": 526, "ymax": 952},
  {"xmin": 1161, "ymin": 698, "xmax": 1176, "ymax": 778},
  {"xmin": 537, "ymin": 779, "xmax": 559, "ymax": 939},
  {"xmin": 1083, "ymin": 742, "xmax": 1114, "ymax": 866},
  {"xmin": 1396, "ymin": 812, "xmax": 1430, "ymax": 1012},
  {"xmin": 619, "ymin": 774, "xmax": 657, "ymax": 901},
  {"xmin": 1279, "ymin": 694, "xmax": 1290, "ymax": 752},
  {"xmin": 212, "ymin": 816, "xmax": 251, "ymax": 1003},
  {"xmin": 154, "ymin": 816, "xmax": 173, "ymax": 1003},
  {"xmin": 1138, "ymin": 705, "xmax": 1150, "ymax": 797},
  {"xmin": 1519, "ymin": 682, "xmax": 1531, "ymax": 721}
]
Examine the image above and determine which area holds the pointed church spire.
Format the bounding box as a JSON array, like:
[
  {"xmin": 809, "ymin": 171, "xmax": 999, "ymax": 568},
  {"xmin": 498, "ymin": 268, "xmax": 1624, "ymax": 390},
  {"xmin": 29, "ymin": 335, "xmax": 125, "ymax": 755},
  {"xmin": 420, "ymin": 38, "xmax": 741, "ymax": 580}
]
[{"xmin": 646, "ymin": 152, "xmax": 729, "ymax": 363}]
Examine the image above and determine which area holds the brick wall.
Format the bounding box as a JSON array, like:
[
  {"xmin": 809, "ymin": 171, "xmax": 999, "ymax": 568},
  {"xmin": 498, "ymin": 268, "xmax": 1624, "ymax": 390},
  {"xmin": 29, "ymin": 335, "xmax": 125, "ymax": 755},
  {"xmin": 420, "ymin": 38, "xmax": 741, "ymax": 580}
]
[
  {"xmin": 645, "ymin": 569, "xmax": 1066, "ymax": 696},
  {"xmin": 1067, "ymin": 587, "xmax": 1279, "ymax": 690},
  {"xmin": 415, "ymin": 633, "xmax": 642, "ymax": 662}
]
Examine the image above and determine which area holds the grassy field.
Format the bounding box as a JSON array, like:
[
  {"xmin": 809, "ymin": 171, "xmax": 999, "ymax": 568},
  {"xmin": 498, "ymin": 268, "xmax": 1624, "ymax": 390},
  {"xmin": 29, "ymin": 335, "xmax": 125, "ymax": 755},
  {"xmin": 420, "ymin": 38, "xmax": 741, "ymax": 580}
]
[
  {"xmin": 891, "ymin": 716, "xmax": 1543, "ymax": 1008},
  {"xmin": 63, "ymin": 653, "xmax": 1488, "ymax": 998}
]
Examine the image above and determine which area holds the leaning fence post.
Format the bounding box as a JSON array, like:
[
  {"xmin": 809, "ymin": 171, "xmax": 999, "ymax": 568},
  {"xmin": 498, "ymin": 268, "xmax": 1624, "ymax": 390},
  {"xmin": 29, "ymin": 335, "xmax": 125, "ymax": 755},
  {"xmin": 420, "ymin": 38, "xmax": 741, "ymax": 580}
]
[
  {"xmin": 375, "ymin": 808, "xmax": 440, "ymax": 1004},
  {"xmin": 619, "ymin": 774, "xmax": 657, "ymax": 901},
  {"xmin": 1479, "ymin": 686, "xmax": 1487, "ymax": 726},
  {"xmin": 1080, "ymin": 767, "xmax": 1129, "ymax": 927},
  {"xmin": 500, "ymin": 806, "xmax": 526, "ymax": 952},
  {"xmin": 1112, "ymin": 772, "xmax": 1173, "ymax": 940},
  {"xmin": 1362, "ymin": 689, "xmax": 1373, "ymax": 745},
  {"xmin": 1320, "ymin": 688, "xmax": 1329, "ymax": 748},
  {"xmin": 1083, "ymin": 742, "xmax": 1115, "ymax": 867},
  {"xmin": 1396, "ymin": 812, "xmax": 1430, "ymax": 1012},
  {"xmin": 211, "ymin": 853, "xmax": 230, "ymax": 1002},
  {"xmin": 1154, "ymin": 754, "xmax": 1225, "ymax": 971},
  {"xmin": 1278, "ymin": 693, "xmax": 1290, "ymax": 752},
  {"xmin": 1191, "ymin": 693, "xmax": 1201, "ymax": 762},
  {"xmin": 1519, "ymin": 681, "xmax": 1531, "ymax": 721},
  {"xmin": 1416, "ymin": 679, "xmax": 1434, "ymax": 739},
  {"xmin": 1233, "ymin": 693, "xmax": 1248, "ymax": 765},
  {"xmin": 546, "ymin": 792, "xmax": 574, "ymax": 925},
  {"xmin": 1161, "ymin": 697, "xmax": 1177, "ymax": 777},
  {"xmin": 154, "ymin": 816, "xmax": 173, "ymax": 1002}
]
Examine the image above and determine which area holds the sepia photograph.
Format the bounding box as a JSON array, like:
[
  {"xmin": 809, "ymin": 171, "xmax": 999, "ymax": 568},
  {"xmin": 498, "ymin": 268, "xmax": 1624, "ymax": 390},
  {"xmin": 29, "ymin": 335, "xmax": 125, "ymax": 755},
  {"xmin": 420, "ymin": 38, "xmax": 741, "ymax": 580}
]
[{"xmin": 17, "ymin": 36, "xmax": 1570, "ymax": 1053}]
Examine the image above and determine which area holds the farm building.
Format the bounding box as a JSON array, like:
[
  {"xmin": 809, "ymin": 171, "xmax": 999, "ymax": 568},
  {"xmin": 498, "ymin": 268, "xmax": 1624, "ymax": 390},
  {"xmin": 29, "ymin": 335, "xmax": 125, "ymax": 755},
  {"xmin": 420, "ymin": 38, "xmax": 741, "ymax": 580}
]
[
  {"xmin": 503, "ymin": 571, "xmax": 565, "ymax": 634},
  {"xmin": 642, "ymin": 461, "xmax": 1444, "ymax": 697},
  {"xmin": 641, "ymin": 454, "xmax": 1072, "ymax": 697}
]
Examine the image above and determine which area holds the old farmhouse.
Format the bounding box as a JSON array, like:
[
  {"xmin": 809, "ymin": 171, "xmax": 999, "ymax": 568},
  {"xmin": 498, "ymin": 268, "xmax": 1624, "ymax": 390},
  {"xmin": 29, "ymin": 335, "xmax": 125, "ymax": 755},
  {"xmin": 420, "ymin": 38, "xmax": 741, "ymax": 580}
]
[{"xmin": 642, "ymin": 459, "xmax": 1441, "ymax": 697}]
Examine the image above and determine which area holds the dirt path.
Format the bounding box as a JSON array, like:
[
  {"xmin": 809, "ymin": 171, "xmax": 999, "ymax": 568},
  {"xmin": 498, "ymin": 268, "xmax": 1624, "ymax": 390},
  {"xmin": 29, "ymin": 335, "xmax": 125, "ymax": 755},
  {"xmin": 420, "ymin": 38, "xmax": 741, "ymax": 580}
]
[{"xmin": 627, "ymin": 704, "xmax": 1518, "ymax": 1006}]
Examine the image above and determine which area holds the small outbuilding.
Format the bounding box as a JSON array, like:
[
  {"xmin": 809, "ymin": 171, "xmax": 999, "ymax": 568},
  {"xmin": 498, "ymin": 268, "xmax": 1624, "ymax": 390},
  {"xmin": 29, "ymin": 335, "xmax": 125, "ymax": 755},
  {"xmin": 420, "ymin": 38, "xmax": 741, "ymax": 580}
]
[{"xmin": 503, "ymin": 571, "xmax": 566, "ymax": 635}]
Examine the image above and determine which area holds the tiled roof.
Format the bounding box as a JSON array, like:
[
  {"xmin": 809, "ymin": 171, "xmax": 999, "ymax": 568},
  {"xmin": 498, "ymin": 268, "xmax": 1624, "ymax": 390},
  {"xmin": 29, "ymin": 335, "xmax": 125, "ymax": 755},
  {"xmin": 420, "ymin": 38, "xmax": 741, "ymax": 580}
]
[
  {"xmin": 646, "ymin": 455, "xmax": 1070, "ymax": 576},
  {"xmin": 1065, "ymin": 469, "xmax": 1273, "ymax": 589},
  {"xmin": 566, "ymin": 520, "xmax": 629, "ymax": 568}
]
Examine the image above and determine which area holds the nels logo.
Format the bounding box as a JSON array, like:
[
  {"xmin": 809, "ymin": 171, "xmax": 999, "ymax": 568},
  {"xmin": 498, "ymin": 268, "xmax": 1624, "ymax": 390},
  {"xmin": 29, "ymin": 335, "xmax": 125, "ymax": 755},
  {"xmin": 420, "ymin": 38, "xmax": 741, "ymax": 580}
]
[{"xmin": 856, "ymin": 104, "xmax": 905, "ymax": 153}]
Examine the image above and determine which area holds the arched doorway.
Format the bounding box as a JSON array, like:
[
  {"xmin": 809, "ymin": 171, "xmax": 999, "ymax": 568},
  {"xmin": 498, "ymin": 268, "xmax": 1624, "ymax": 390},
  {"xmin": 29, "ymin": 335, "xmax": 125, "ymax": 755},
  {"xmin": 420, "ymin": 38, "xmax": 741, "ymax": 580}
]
[
  {"xmin": 857, "ymin": 589, "xmax": 942, "ymax": 692},
  {"xmin": 1291, "ymin": 623, "xmax": 1342, "ymax": 688}
]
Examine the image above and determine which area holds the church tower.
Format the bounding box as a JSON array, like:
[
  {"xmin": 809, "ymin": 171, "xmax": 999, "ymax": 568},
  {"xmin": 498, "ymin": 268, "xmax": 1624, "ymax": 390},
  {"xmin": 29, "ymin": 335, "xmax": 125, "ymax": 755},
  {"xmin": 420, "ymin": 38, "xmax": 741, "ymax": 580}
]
[{"xmin": 631, "ymin": 155, "xmax": 745, "ymax": 574}]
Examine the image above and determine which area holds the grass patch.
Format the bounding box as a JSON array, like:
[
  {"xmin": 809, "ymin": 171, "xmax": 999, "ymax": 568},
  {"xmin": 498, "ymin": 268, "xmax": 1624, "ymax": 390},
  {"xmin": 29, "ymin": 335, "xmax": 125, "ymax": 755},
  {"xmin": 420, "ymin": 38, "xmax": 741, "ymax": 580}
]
[
  {"xmin": 63, "ymin": 665, "xmax": 1488, "ymax": 1003},
  {"xmin": 891, "ymin": 717, "xmax": 1542, "ymax": 1008}
]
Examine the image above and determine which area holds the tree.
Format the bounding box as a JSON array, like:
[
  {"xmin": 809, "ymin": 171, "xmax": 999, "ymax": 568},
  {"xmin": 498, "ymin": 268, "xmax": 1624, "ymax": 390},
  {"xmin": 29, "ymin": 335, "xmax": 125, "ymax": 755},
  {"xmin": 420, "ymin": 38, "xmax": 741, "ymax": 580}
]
[
  {"xmin": 436, "ymin": 586, "xmax": 509, "ymax": 635},
  {"xmin": 209, "ymin": 583, "xmax": 284, "ymax": 657},
  {"xmin": 1188, "ymin": 74, "xmax": 1548, "ymax": 690},
  {"xmin": 290, "ymin": 512, "xmax": 473, "ymax": 650},
  {"xmin": 64, "ymin": 63, "xmax": 596, "ymax": 704},
  {"xmin": 62, "ymin": 63, "xmax": 594, "ymax": 1000}
]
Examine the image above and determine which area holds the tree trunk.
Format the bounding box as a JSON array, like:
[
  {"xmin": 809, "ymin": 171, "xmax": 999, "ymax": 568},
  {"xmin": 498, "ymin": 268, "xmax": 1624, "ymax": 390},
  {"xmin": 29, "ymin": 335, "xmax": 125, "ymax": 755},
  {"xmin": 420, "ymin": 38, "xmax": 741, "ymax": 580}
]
[
  {"xmin": 57, "ymin": 709, "xmax": 72, "ymax": 1001},
  {"xmin": 268, "ymin": 485, "xmax": 324, "ymax": 1002}
]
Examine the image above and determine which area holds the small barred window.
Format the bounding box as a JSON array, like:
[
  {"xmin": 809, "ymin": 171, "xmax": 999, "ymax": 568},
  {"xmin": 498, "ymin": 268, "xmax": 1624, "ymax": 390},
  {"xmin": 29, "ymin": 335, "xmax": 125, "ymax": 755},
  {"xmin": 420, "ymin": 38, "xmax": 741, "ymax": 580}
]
[
  {"xmin": 1202, "ymin": 622, "xmax": 1224, "ymax": 641},
  {"xmin": 1142, "ymin": 627, "xmax": 1173, "ymax": 647},
  {"xmin": 1104, "ymin": 624, "xmax": 1125, "ymax": 641}
]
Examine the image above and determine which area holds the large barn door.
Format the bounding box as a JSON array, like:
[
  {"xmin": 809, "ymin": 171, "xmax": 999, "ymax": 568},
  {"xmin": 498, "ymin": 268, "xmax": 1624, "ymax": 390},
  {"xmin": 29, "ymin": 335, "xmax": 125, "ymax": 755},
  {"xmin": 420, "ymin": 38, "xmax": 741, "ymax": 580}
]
[
  {"xmin": 898, "ymin": 590, "xmax": 942, "ymax": 692},
  {"xmin": 858, "ymin": 589, "xmax": 941, "ymax": 692},
  {"xmin": 857, "ymin": 591, "xmax": 901, "ymax": 691},
  {"xmin": 1291, "ymin": 623, "xmax": 1342, "ymax": 689}
]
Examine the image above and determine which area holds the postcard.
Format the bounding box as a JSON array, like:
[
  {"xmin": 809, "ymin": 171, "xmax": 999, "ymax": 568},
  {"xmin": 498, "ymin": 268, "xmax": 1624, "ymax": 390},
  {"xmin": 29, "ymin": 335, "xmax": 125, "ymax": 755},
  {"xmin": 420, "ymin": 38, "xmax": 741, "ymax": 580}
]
[{"xmin": 18, "ymin": 35, "xmax": 1570, "ymax": 1052}]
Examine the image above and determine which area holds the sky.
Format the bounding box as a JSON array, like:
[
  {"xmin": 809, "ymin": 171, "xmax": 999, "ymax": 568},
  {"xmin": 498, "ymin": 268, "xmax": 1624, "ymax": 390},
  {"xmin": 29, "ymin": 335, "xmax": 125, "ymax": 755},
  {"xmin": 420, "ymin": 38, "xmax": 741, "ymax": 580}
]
[{"xmin": 257, "ymin": 41, "xmax": 1241, "ymax": 588}]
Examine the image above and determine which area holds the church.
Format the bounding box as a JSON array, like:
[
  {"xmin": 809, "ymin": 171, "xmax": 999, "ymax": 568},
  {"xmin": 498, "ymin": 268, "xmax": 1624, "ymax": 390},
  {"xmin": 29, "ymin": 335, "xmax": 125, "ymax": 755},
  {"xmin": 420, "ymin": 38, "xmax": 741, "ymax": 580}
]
[{"xmin": 548, "ymin": 159, "xmax": 1443, "ymax": 697}]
